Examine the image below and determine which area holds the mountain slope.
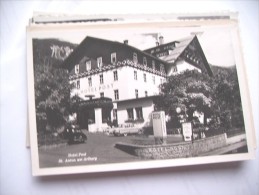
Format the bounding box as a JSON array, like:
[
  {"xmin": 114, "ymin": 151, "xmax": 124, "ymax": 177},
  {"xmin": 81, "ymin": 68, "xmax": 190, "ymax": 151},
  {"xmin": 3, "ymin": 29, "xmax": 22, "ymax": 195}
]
[{"xmin": 32, "ymin": 38, "xmax": 78, "ymax": 68}]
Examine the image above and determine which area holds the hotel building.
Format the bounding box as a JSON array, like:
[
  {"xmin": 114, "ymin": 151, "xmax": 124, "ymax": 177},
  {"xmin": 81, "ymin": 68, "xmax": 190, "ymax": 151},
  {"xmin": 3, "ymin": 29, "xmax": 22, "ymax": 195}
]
[{"xmin": 62, "ymin": 35, "xmax": 212, "ymax": 132}]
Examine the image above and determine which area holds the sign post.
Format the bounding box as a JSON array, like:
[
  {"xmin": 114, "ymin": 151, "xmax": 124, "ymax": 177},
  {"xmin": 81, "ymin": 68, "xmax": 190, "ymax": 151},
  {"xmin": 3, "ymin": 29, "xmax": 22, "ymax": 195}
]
[
  {"xmin": 182, "ymin": 122, "xmax": 193, "ymax": 142},
  {"xmin": 152, "ymin": 111, "xmax": 167, "ymax": 144}
]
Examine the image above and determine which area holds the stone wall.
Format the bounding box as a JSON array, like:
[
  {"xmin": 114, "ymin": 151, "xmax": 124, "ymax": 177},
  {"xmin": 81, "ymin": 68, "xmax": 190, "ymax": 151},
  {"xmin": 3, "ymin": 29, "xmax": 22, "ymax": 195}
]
[{"xmin": 115, "ymin": 134, "xmax": 227, "ymax": 159}]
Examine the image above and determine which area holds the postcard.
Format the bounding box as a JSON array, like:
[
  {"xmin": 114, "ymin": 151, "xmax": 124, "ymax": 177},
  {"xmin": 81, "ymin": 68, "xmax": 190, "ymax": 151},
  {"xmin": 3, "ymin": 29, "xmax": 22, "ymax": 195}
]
[{"xmin": 27, "ymin": 13, "xmax": 256, "ymax": 176}]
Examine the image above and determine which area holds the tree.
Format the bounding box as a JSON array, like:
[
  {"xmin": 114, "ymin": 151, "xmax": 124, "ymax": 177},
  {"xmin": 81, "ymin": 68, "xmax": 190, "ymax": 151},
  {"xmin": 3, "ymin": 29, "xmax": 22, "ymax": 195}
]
[
  {"xmin": 156, "ymin": 66, "xmax": 245, "ymax": 132},
  {"xmin": 211, "ymin": 66, "xmax": 244, "ymax": 128},
  {"xmin": 156, "ymin": 70, "xmax": 213, "ymax": 126},
  {"xmin": 34, "ymin": 57, "xmax": 71, "ymax": 133},
  {"xmin": 32, "ymin": 38, "xmax": 77, "ymax": 134},
  {"xmin": 185, "ymin": 79, "xmax": 213, "ymax": 125}
]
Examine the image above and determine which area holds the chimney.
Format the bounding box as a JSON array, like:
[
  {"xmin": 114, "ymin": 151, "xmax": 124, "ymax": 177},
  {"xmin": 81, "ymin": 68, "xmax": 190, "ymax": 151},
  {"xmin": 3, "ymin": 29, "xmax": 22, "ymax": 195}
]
[
  {"xmin": 159, "ymin": 36, "xmax": 164, "ymax": 45},
  {"xmin": 156, "ymin": 41, "xmax": 160, "ymax": 46},
  {"xmin": 124, "ymin": 40, "xmax": 128, "ymax": 44}
]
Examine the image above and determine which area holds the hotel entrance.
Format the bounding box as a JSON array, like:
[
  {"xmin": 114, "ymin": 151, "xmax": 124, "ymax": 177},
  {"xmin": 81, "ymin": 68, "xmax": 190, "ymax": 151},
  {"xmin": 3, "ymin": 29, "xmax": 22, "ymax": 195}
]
[
  {"xmin": 77, "ymin": 107, "xmax": 95, "ymax": 129},
  {"xmin": 76, "ymin": 97, "xmax": 113, "ymax": 131}
]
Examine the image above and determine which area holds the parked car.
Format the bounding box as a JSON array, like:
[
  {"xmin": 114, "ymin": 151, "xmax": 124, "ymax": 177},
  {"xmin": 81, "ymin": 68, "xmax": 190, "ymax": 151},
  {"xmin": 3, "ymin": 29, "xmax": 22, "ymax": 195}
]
[
  {"xmin": 62, "ymin": 125, "xmax": 87, "ymax": 144},
  {"xmin": 104, "ymin": 127, "xmax": 115, "ymax": 136},
  {"xmin": 113, "ymin": 124, "xmax": 143, "ymax": 136}
]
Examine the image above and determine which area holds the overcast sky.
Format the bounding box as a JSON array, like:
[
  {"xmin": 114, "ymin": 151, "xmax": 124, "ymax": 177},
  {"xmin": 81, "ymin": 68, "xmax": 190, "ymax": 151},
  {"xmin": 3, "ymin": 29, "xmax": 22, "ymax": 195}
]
[{"xmin": 36, "ymin": 22, "xmax": 236, "ymax": 67}]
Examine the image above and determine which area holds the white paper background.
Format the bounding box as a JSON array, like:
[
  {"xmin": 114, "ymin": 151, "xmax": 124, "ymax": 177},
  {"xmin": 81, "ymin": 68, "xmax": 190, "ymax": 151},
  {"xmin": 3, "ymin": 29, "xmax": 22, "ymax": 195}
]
[{"xmin": 0, "ymin": 1, "xmax": 258, "ymax": 195}]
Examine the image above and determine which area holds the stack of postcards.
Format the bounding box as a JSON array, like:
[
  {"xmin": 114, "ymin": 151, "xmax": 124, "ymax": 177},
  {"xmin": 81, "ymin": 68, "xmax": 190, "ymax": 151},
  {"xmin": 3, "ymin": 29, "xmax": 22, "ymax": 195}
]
[{"xmin": 26, "ymin": 12, "xmax": 256, "ymax": 176}]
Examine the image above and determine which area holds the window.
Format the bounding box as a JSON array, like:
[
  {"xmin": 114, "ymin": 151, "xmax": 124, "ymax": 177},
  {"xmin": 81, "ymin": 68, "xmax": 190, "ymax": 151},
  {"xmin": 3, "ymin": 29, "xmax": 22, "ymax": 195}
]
[
  {"xmin": 160, "ymin": 64, "xmax": 165, "ymax": 73},
  {"xmin": 135, "ymin": 89, "xmax": 138, "ymax": 98},
  {"xmin": 135, "ymin": 107, "xmax": 143, "ymax": 119},
  {"xmin": 113, "ymin": 71, "xmax": 118, "ymax": 81},
  {"xmin": 100, "ymin": 74, "xmax": 104, "ymax": 84},
  {"xmin": 133, "ymin": 52, "xmax": 138, "ymax": 64},
  {"xmin": 111, "ymin": 52, "xmax": 116, "ymax": 64},
  {"xmin": 97, "ymin": 57, "xmax": 102, "ymax": 68},
  {"xmin": 114, "ymin": 90, "xmax": 119, "ymax": 100},
  {"xmin": 143, "ymin": 73, "xmax": 147, "ymax": 82},
  {"xmin": 86, "ymin": 61, "xmax": 91, "ymax": 71},
  {"xmin": 75, "ymin": 64, "xmax": 79, "ymax": 74},
  {"xmin": 88, "ymin": 77, "xmax": 92, "ymax": 87},
  {"xmin": 145, "ymin": 91, "xmax": 148, "ymax": 97},
  {"xmin": 152, "ymin": 76, "xmax": 155, "ymax": 84},
  {"xmin": 127, "ymin": 108, "xmax": 134, "ymax": 120},
  {"xmin": 134, "ymin": 70, "xmax": 137, "ymax": 80},
  {"xmin": 100, "ymin": 92, "xmax": 104, "ymax": 98},
  {"xmin": 143, "ymin": 57, "xmax": 147, "ymax": 66},
  {"xmin": 152, "ymin": 60, "xmax": 156, "ymax": 70},
  {"xmin": 76, "ymin": 80, "xmax": 80, "ymax": 89}
]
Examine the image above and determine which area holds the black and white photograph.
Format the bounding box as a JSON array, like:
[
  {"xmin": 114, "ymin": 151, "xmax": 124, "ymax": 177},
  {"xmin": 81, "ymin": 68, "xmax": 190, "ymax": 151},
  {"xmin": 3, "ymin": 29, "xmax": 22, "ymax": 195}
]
[{"xmin": 27, "ymin": 18, "xmax": 255, "ymax": 176}]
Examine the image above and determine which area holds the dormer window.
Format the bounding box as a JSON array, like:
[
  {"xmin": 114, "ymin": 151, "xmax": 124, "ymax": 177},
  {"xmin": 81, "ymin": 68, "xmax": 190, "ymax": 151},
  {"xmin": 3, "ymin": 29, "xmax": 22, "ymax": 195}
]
[
  {"xmin": 75, "ymin": 64, "xmax": 79, "ymax": 74},
  {"xmin": 133, "ymin": 52, "xmax": 138, "ymax": 64},
  {"xmin": 86, "ymin": 61, "xmax": 91, "ymax": 71},
  {"xmin": 143, "ymin": 57, "xmax": 147, "ymax": 66},
  {"xmin": 111, "ymin": 52, "xmax": 116, "ymax": 64},
  {"xmin": 97, "ymin": 57, "xmax": 102, "ymax": 68}
]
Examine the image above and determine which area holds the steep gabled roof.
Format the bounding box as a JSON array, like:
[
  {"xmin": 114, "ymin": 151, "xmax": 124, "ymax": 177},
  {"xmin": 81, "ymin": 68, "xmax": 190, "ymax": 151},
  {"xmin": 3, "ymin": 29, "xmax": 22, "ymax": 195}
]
[
  {"xmin": 159, "ymin": 36, "xmax": 194, "ymax": 63},
  {"xmin": 144, "ymin": 35, "xmax": 213, "ymax": 76},
  {"xmin": 62, "ymin": 36, "xmax": 170, "ymax": 72}
]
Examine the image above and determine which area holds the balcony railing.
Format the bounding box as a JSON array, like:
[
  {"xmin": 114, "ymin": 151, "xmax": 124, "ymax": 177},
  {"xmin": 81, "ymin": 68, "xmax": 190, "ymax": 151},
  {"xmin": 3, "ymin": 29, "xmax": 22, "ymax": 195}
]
[{"xmin": 69, "ymin": 59, "xmax": 166, "ymax": 80}]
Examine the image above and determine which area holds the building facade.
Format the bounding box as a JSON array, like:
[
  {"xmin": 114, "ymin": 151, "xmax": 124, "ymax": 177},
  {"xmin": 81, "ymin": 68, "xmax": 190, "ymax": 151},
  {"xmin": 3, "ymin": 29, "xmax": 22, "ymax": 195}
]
[
  {"xmin": 144, "ymin": 35, "xmax": 213, "ymax": 76},
  {"xmin": 62, "ymin": 35, "xmax": 212, "ymax": 132}
]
